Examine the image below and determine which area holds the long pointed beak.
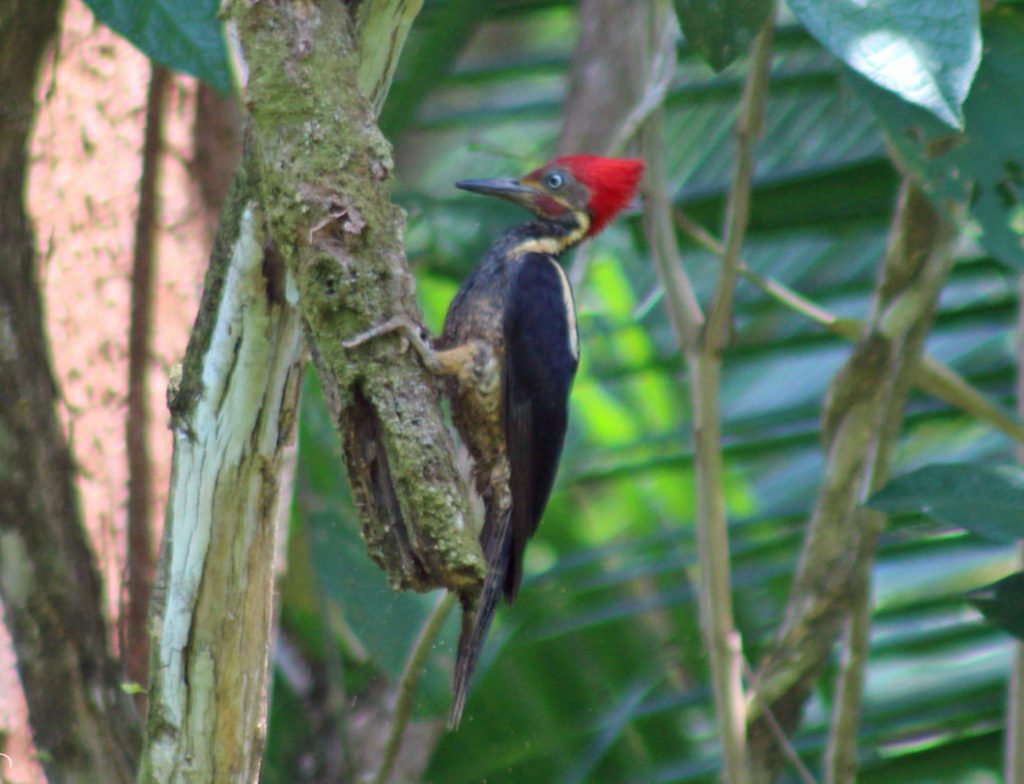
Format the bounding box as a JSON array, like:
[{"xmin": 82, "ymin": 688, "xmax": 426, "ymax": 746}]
[{"xmin": 455, "ymin": 177, "xmax": 539, "ymax": 208}]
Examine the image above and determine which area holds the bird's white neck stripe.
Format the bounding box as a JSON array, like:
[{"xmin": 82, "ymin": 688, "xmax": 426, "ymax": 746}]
[
  {"xmin": 508, "ymin": 210, "xmax": 591, "ymax": 258},
  {"xmin": 546, "ymin": 258, "xmax": 579, "ymax": 361}
]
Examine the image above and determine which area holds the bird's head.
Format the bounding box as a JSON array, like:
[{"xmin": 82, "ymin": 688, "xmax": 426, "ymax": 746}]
[{"xmin": 456, "ymin": 155, "xmax": 645, "ymax": 238}]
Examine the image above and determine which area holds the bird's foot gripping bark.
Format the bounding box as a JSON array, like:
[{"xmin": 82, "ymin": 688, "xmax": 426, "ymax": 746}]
[
  {"xmin": 342, "ymin": 315, "xmax": 447, "ymax": 373},
  {"xmin": 345, "ymin": 316, "xmax": 485, "ymax": 386}
]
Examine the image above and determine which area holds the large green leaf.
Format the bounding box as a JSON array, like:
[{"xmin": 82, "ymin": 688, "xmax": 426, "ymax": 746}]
[
  {"xmin": 83, "ymin": 0, "xmax": 231, "ymax": 92},
  {"xmin": 787, "ymin": 0, "xmax": 980, "ymax": 129},
  {"xmin": 848, "ymin": 10, "xmax": 1024, "ymax": 270},
  {"xmin": 869, "ymin": 463, "xmax": 1024, "ymax": 543}
]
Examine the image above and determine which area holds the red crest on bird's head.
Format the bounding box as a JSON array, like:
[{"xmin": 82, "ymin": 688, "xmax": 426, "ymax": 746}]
[{"xmin": 552, "ymin": 155, "xmax": 645, "ymax": 236}]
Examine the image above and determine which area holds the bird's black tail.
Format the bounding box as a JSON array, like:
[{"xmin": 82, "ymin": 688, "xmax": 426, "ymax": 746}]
[{"xmin": 449, "ymin": 505, "xmax": 512, "ymax": 729}]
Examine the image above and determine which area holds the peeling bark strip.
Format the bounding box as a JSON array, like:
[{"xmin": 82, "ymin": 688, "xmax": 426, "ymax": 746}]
[
  {"xmin": 141, "ymin": 194, "xmax": 305, "ymax": 783},
  {"xmin": 0, "ymin": 1, "xmax": 142, "ymax": 782},
  {"xmin": 233, "ymin": 0, "xmax": 484, "ymax": 595}
]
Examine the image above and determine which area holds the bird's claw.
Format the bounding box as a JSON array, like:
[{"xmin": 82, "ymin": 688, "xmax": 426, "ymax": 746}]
[
  {"xmin": 342, "ymin": 316, "xmax": 416, "ymax": 349},
  {"xmin": 344, "ymin": 316, "xmax": 443, "ymax": 374}
]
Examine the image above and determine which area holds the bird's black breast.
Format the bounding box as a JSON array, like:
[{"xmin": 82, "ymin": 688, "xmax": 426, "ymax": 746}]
[{"xmin": 502, "ymin": 251, "xmax": 579, "ymax": 600}]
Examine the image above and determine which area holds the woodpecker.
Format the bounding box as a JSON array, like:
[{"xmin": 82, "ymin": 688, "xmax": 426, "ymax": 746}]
[{"xmin": 345, "ymin": 155, "xmax": 644, "ymax": 727}]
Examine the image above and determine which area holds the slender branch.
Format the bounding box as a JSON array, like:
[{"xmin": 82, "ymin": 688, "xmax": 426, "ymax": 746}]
[
  {"xmin": 636, "ymin": 7, "xmax": 773, "ymax": 782},
  {"xmin": 686, "ymin": 16, "xmax": 774, "ymax": 784},
  {"xmin": 676, "ymin": 210, "xmax": 1024, "ymax": 446},
  {"xmin": 0, "ymin": 2, "xmax": 142, "ymax": 780},
  {"xmin": 638, "ymin": 6, "xmax": 704, "ymax": 350},
  {"xmin": 124, "ymin": 62, "xmax": 169, "ymax": 695},
  {"xmin": 373, "ymin": 592, "xmax": 456, "ymax": 784},
  {"xmin": 823, "ymin": 517, "xmax": 876, "ymax": 784},
  {"xmin": 704, "ymin": 18, "xmax": 774, "ymax": 352},
  {"xmin": 742, "ymin": 662, "xmax": 819, "ymax": 784},
  {"xmin": 676, "ymin": 211, "xmax": 842, "ymax": 331},
  {"xmin": 642, "ymin": 120, "xmax": 704, "ymax": 346},
  {"xmin": 607, "ymin": 9, "xmax": 677, "ymax": 157}
]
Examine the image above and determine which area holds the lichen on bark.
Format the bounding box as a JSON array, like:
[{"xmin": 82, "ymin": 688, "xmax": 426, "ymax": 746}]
[{"xmin": 232, "ymin": 0, "xmax": 484, "ymax": 596}]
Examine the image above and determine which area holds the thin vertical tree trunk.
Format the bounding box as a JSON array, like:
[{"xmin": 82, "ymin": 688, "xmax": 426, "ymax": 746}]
[
  {"xmin": 124, "ymin": 62, "xmax": 170, "ymax": 695},
  {"xmin": 0, "ymin": 1, "xmax": 142, "ymax": 781}
]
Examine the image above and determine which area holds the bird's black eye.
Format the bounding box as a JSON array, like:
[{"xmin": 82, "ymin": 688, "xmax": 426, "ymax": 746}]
[{"xmin": 544, "ymin": 172, "xmax": 565, "ymax": 190}]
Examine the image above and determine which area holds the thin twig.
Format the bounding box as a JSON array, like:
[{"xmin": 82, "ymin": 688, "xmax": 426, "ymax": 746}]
[
  {"xmin": 823, "ymin": 529, "xmax": 875, "ymax": 784},
  {"xmin": 675, "ymin": 211, "xmax": 842, "ymax": 331},
  {"xmin": 741, "ymin": 660, "xmax": 818, "ymax": 784},
  {"xmin": 705, "ymin": 21, "xmax": 773, "ymax": 350},
  {"xmin": 637, "ymin": 1, "xmax": 704, "ymax": 350},
  {"xmin": 686, "ymin": 14, "xmax": 775, "ymax": 784},
  {"xmin": 372, "ymin": 592, "xmax": 456, "ymax": 784},
  {"xmin": 676, "ymin": 210, "xmax": 1024, "ymax": 447}
]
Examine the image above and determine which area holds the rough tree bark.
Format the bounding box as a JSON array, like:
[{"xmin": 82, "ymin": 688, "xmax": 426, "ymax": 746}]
[
  {"xmin": 234, "ymin": 0, "xmax": 483, "ymax": 599},
  {"xmin": 139, "ymin": 149, "xmax": 307, "ymax": 782},
  {"xmin": 0, "ymin": 1, "xmax": 142, "ymax": 782}
]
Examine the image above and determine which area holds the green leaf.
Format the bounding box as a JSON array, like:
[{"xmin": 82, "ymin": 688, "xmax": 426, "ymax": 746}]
[
  {"xmin": 83, "ymin": 0, "xmax": 232, "ymax": 93},
  {"xmin": 788, "ymin": 0, "xmax": 981, "ymax": 128},
  {"xmin": 868, "ymin": 463, "xmax": 1024, "ymax": 542},
  {"xmin": 847, "ymin": 10, "xmax": 1024, "ymax": 270},
  {"xmin": 968, "ymin": 572, "xmax": 1024, "ymax": 641},
  {"xmin": 675, "ymin": 0, "xmax": 773, "ymax": 71}
]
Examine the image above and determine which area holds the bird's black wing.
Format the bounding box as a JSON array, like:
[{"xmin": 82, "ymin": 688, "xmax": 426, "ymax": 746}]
[{"xmin": 501, "ymin": 252, "xmax": 579, "ymax": 602}]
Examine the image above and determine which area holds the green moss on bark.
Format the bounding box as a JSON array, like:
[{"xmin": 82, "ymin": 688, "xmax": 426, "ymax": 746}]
[{"xmin": 233, "ymin": 0, "xmax": 484, "ymax": 596}]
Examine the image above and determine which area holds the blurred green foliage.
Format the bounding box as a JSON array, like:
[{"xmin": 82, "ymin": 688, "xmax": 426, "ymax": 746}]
[{"xmin": 265, "ymin": 2, "xmax": 1023, "ymax": 782}]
